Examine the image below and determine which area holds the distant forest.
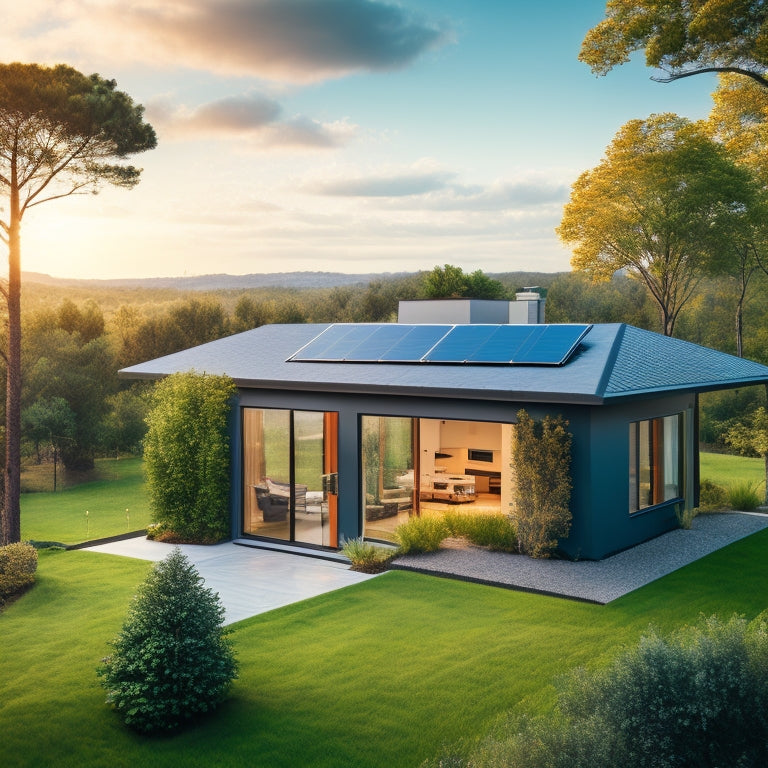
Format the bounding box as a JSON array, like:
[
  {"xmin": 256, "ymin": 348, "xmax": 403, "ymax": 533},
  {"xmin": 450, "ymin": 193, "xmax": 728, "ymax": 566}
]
[{"xmin": 14, "ymin": 267, "xmax": 768, "ymax": 475}]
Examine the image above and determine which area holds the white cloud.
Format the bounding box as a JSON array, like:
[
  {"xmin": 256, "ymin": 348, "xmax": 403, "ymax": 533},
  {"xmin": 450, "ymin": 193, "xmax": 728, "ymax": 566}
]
[{"xmin": 146, "ymin": 95, "xmax": 358, "ymax": 148}]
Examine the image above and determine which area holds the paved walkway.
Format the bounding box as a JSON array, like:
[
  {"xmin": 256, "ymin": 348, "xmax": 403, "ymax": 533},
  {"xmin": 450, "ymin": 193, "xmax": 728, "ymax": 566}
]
[
  {"xmin": 84, "ymin": 537, "xmax": 378, "ymax": 624},
  {"xmin": 393, "ymin": 512, "xmax": 768, "ymax": 603}
]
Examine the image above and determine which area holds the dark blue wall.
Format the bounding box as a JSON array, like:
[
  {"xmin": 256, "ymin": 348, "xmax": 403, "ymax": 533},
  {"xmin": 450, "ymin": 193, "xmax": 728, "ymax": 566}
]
[{"xmin": 232, "ymin": 387, "xmax": 697, "ymax": 560}]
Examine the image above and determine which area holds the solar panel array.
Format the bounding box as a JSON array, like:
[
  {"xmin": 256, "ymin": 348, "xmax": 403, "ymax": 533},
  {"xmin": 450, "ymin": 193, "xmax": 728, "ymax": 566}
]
[{"xmin": 288, "ymin": 323, "xmax": 591, "ymax": 366}]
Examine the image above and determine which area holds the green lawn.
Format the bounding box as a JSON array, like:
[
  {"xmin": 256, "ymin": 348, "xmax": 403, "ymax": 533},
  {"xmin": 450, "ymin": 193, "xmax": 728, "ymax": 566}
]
[
  {"xmin": 700, "ymin": 450, "xmax": 766, "ymax": 494},
  {"xmin": 20, "ymin": 456, "xmax": 151, "ymax": 545},
  {"xmin": 3, "ymin": 531, "xmax": 768, "ymax": 768}
]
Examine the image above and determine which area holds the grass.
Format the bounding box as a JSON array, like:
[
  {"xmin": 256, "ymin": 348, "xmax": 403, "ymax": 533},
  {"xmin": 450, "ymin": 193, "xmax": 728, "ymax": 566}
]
[
  {"xmin": 20, "ymin": 456, "xmax": 151, "ymax": 545},
  {"xmin": 3, "ymin": 529, "xmax": 768, "ymax": 768},
  {"xmin": 700, "ymin": 450, "xmax": 765, "ymax": 499}
]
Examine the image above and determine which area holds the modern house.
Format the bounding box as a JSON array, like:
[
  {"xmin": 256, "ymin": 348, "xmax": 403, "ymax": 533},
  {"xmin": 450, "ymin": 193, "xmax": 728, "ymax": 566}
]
[{"xmin": 121, "ymin": 296, "xmax": 768, "ymax": 560}]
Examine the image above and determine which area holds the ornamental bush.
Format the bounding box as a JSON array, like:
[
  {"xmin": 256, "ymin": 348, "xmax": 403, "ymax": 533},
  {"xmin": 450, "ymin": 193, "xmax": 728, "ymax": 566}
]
[
  {"xmin": 513, "ymin": 410, "xmax": 572, "ymax": 558},
  {"xmin": 341, "ymin": 537, "xmax": 396, "ymax": 573},
  {"xmin": 560, "ymin": 613, "xmax": 768, "ymax": 767},
  {"xmin": 98, "ymin": 548, "xmax": 237, "ymax": 733},
  {"xmin": 423, "ymin": 613, "xmax": 768, "ymax": 768},
  {"xmin": 394, "ymin": 515, "xmax": 450, "ymax": 553},
  {"xmin": 0, "ymin": 542, "xmax": 38, "ymax": 603},
  {"xmin": 444, "ymin": 512, "xmax": 517, "ymax": 551},
  {"xmin": 144, "ymin": 372, "xmax": 236, "ymax": 543}
]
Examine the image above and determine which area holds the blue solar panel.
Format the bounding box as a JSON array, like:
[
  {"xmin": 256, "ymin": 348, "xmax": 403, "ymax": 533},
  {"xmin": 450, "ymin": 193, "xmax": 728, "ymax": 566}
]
[
  {"xmin": 425, "ymin": 325, "xmax": 500, "ymax": 362},
  {"xmin": 289, "ymin": 323, "xmax": 591, "ymax": 365},
  {"xmin": 380, "ymin": 325, "xmax": 452, "ymax": 361},
  {"xmin": 469, "ymin": 325, "xmax": 543, "ymax": 363},
  {"xmin": 514, "ymin": 325, "xmax": 591, "ymax": 365},
  {"xmin": 289, "ymin": 324, "xmax": 378, "ymax": 361},
  {"xmin": 343, "ymin": 324, "xmax": 415, "ymax": 361}
]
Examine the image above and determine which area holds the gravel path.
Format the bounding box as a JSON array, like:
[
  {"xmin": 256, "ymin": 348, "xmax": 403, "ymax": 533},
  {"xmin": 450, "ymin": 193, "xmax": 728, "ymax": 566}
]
[{"xmin": 391, "ymin": 512, "xmax": 768, "ymax": 604}]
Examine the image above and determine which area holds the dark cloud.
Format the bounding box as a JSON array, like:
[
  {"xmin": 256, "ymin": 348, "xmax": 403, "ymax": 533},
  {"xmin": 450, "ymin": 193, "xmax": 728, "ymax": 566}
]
[{"xmin": 126, "ymin": 0, "xmax": 448, "ymax": 81}]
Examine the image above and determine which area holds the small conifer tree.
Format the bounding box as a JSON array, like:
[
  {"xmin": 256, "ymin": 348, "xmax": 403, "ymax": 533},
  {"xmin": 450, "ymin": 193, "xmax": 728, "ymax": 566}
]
[
  {"xmin": 99, "ymin": 548, "xmax": 237, "ymax": 733},
  {"xmin": 513, "ymin": 410, "xmax": 572, "ymax": 558}
]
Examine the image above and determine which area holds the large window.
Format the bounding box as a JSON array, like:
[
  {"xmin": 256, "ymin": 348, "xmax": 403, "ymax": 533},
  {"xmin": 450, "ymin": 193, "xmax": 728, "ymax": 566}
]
[
  {"xmin": 629, "ymin": 413, "xmax": 683, "ymax": 514},
  {"xmin": 361, "ymin": 416, "xmax": 415, "ymax": 541},
  {"xmin": 242, "ymin": 408, "xmax": 338, "ymax": 546}
]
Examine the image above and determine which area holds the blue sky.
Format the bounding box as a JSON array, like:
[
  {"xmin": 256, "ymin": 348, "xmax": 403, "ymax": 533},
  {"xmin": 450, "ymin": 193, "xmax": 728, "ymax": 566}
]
[{"xmin": 4, "ymin": 0, "xmax": 717, "ymax": 279}]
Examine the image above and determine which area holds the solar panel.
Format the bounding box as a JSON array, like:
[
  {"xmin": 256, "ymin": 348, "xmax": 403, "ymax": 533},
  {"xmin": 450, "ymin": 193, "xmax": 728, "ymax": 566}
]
[
  {"xmin": 513, "ymin": 324, "xmax": 591, "ymax": 365},
  {"xmin": 468, "ymin": 325, "xmax": 543, "ymax": 363},
  {"xmin": 425, "ymin": 325, "xmax": 501, "ymax": 362},
  {"xmin": 289, "ymin": 324, "xmax": 379, "ymax": 361},
  {"xmin": 289, "ymin": 323, "xmax": 591, "ymax": 366},
  {"xmin": 379, "ymin": 325, "xmax": 453, "ymax": 361},
  {"xmin": 343, "ymin": 324, "xmax": 416, "ymax": 361}
]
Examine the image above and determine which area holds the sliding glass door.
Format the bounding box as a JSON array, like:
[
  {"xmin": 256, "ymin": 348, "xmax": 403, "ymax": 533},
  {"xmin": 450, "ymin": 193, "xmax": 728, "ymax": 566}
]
[{"xmin": 242, "ymin": 408, "xmax": 338, "ymax": 547}]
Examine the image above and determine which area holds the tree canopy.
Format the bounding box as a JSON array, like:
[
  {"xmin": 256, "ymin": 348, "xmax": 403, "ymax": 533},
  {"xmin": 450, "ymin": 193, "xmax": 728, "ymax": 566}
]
[
  {"xmin": 557, "ymin": 113, "xmax": 756, "ymax": 336},
  {"xmin": 581, "ymin": 0, "xmax": 768, "ymax": 87},
  {"xmin": 0, "ymin": 63, "xmax": 155, "ymax": 544},
  {"xmin": 422, "ymin": 264, "xmax": 508, "ymax": 299}
]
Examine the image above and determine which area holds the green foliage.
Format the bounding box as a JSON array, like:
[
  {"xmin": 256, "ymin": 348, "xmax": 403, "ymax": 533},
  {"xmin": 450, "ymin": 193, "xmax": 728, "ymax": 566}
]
[
  {"xmin": 394, "ymin": 515, "xmax": 450, "ymax": 553},
  {"xmin": 341, "ymin": 537, "xmax": 396, "ymax": 573},
  {"xmin": 98, "ymin": 548, "xmax": 237, "ymax": 733},
  {"xmin": 144, "ymin": 372, "xmax": 236, "ymax": 543},
  {"xmin": 21, "ymin": 396, "xmax": 76, "ymax": 462},
  {"xmin": 728, "ymin": 480, "xmax": 762, "ymax": 511},
  {"xmin": 697, "ymin": 478, "xmax": 729, "ymax": 512},
  {"xmin": 580, "ymin": 1, "xmax": 768, "ymax": 86},
  {"xmin": 0, "ymin": 542, "xmax": 38, "ymax": 603},
  {"xmin": 444, "ymin": 512, "xmax": 517, "ymax": 551},
  {"xmin": 23, "ymin": 301, "xmax": 119, "ymax": 471},
  {"xmin": 513, "ymin": 410, "xmax": 572, "ymax": 558},
  {"xmin": 726, "ymin": 405, "xmax": 768, "ymax": 504},
  {"xmin": 422, "ymin": 264, "xmax": 508, "ymax": 299},
  {"xmin": 560, "ymin": 613, "xmax": 768, "ymax": 768},
  {"xmin": 558, "ymin": 113, "xmax": 758, "ymax": 336},
  {"xmin": 439, "ymin": 613, "xmax": 768, "ymax": 768}
]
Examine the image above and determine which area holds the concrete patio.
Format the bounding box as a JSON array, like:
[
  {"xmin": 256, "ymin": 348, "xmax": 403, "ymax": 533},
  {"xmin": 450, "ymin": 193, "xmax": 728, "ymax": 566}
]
[{"xmin": 84, "ymin": 537, "xmax": 379, "ymax": 624}]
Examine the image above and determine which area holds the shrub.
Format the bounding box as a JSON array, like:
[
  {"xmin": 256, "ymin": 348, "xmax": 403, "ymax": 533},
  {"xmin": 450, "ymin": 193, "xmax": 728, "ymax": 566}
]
[
  {"xmin": 394, "ymin": 515, "xmax": 450, "ymax": 553},
  {"xmin": 144, "ymin": 372, "xmax": 236, "ymax": 543},
  {"xmin": 0, "ymin": 542, "xmax": 38, "ymax": 602},
  {"xmin": 427, "ymin": 613, "xmax": 768, "ymax": 768},
  {"xmin": 98, "ymin": 548, "xmax": 237, "ymax": 733},
  {"xmin": 698, "ymin": 478, "xmax": 729, "ymax": 512},
  {"xmin": 727, "ymin": 480, "xmax": 761, "ymax": 511},
  {"xmin": 513, "ymin": 410, "xmax": 572, "ymax": 558},
  {"xmin": 560, "ymin": 613, "xmax": 768, "ymax": 768},
  {"xmin": 444, "ymin": 512, "xmax": 517, "ymax": 551},
  {"xmin": 342, "ymin": 537, "xmax": 396, "ymax": 573}
]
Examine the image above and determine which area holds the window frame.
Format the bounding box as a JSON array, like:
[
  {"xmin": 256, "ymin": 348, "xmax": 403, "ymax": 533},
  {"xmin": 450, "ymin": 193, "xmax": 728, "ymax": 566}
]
[{"xmin": 629, "ymin": 412, "xmax": 684, "ymax": 515}]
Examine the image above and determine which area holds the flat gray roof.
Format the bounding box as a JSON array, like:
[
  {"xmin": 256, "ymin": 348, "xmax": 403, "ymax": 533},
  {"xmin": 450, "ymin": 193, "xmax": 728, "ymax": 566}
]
[{"xmin": 120, "ymin": 322, "xmax": 768, "ymax": 405}]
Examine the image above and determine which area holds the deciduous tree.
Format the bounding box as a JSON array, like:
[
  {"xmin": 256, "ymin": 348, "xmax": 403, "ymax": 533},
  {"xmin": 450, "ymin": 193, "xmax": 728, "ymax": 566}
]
[
  {"xmin": 0, "ymin": 63, "xmax": 156, "ymax": 544},
  {"xmin": 422, "ymin": 264, "xmax": 508, "ymax": 299},
  {"xmin": 557, "ymin": 113, "xmax": 755, "ymax": 336},
  {"xmin": 726, "ymin": 403, "xmax": 768, "ymax": 504},
  {"xmin": 581, "ymin": 1, "xmax": 768, "ymax": 88}
]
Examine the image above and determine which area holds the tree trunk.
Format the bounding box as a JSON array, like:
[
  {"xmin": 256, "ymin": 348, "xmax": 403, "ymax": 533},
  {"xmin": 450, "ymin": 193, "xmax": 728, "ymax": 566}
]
[
  {"xmin": 2, "ymin": 165, "xmax": 21, "ymax": 545},
  {"xmin": 764, "ymin": 452, "xmax": 768, "ymax": 506}
]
